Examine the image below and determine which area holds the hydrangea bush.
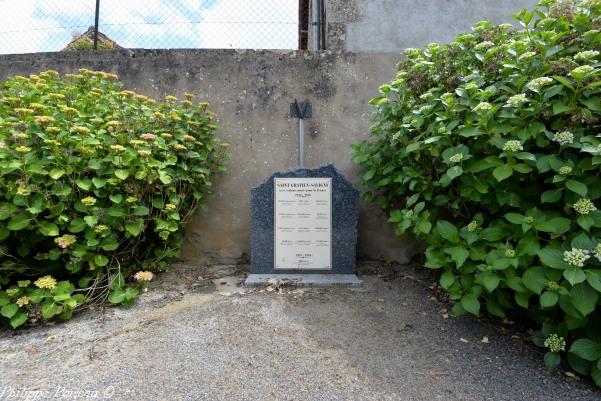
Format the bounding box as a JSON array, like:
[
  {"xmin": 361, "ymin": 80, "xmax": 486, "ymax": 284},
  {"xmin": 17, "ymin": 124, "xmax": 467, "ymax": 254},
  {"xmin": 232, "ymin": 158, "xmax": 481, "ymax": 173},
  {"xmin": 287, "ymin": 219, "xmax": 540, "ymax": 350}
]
[
  {"xmin": 352, "ymin": 0, "xmax": 601, "ymax": 386},
  {"xmin": 0, "ymin": 69, "xmax": 227, "ymax": 329}
]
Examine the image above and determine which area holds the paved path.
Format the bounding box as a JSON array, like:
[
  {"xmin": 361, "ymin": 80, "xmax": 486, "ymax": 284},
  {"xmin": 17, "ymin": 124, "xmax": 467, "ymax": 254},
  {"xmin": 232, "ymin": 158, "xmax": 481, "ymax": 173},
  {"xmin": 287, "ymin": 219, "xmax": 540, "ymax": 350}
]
[{"xmin": 0, "ymin": 263, "xmax": 598, "ymax": 401}]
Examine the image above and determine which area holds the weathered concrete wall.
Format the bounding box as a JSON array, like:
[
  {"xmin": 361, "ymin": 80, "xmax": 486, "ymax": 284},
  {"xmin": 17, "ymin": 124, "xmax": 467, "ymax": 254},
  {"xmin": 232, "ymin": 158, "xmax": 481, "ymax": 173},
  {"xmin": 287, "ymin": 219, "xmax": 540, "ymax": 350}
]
[
  {"xmin": 325, "ymin": 0, "xmax": 539, "ymax": 52},
  {"xmin": 0, "ymin": 49, "xmax": 419, "ymax": 265}
]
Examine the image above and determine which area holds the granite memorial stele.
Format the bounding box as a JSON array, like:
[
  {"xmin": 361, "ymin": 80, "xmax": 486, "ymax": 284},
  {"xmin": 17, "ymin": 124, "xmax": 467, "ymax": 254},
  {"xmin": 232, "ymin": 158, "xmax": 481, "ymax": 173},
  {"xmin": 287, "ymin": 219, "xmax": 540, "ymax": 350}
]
[{"xmin": 245, "ymin": 164, "xmax": 361, "ymax": 287}]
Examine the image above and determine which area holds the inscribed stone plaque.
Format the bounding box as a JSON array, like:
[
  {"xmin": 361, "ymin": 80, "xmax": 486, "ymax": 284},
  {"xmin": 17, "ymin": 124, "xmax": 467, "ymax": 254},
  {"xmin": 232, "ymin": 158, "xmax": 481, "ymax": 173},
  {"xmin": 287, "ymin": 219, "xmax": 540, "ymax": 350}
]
[
  {"xmin": 250, "ymin": 164, "xmax": 359, "ymax": 276},
  {"xmin": 274, "ymin": 177, "xmax": 332, "ymax": 270}
]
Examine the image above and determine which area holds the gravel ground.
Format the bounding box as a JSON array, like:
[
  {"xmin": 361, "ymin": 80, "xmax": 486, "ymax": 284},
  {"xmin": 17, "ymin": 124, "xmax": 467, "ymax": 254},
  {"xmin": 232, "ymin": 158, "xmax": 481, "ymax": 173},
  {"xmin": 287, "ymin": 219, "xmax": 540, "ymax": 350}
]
[{"xmin": 0, "ymin": 262, "xmax": 599, "ymax": 401}]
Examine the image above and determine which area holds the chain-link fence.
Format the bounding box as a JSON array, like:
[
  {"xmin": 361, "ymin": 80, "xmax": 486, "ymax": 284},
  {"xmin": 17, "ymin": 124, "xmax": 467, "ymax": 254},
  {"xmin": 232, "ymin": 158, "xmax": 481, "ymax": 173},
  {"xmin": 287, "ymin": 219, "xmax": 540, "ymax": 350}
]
[{"xmin": 0, "ymin": 0, "xmax": 302, "ymax": 55}]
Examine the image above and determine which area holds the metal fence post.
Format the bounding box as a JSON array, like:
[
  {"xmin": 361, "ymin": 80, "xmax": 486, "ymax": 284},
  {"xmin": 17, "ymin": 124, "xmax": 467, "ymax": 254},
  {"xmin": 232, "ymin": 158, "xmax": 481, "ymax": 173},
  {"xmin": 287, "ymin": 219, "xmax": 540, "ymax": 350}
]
[
  {"xmin": 311, "ymin": 0, "xmax": 320, "ymax": 50},
  {"xmin": 93, "ymin": 0, "xmax": 100, "ymax": 50}
]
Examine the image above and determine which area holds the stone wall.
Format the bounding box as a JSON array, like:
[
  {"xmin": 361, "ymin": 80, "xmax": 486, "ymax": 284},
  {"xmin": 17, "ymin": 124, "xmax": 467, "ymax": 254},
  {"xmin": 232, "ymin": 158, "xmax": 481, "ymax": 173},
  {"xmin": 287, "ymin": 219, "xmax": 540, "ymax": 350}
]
[
  {"xmin": 0, "ymin": 49, "xmax": 419, "ymax": 266},
  {"xmin": 324, "ymin": 0, "xmax": 539, "ymax": 52}
]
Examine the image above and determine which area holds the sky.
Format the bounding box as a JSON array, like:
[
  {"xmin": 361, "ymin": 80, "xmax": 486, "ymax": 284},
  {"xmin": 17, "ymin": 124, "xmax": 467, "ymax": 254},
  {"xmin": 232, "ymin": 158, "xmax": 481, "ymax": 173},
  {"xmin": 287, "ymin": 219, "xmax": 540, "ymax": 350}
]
[{"xmin": 0, "ymin": 0, "xmax": 298, "ymax": 54}]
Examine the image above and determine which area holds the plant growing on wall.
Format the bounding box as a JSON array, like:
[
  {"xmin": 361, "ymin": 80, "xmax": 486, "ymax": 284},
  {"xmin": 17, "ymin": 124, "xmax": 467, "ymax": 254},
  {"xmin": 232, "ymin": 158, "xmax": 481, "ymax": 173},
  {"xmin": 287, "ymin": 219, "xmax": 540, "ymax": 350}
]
[
  {"xmin": 352, "ymin": 0, "xmax": 601, "ymax": 386},
  {"xmin": 0, "ymin": 69, "xmax": 227, "ymax": 329}
]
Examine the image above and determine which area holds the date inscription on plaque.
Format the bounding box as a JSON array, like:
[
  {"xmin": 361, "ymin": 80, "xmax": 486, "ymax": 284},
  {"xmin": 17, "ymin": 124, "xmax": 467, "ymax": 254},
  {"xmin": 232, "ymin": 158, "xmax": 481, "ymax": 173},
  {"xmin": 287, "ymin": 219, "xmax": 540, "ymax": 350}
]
[{"xmin": 274, "ymin": 177, "xmax": 332, "ymax": 270}]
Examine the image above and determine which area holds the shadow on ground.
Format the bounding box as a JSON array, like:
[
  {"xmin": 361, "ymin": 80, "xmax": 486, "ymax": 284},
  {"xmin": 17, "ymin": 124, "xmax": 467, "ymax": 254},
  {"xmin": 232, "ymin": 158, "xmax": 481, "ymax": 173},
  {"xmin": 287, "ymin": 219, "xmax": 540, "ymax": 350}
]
[{"xmin": 0, "ymin": 262, "xmax": 598, "ymax": 401}]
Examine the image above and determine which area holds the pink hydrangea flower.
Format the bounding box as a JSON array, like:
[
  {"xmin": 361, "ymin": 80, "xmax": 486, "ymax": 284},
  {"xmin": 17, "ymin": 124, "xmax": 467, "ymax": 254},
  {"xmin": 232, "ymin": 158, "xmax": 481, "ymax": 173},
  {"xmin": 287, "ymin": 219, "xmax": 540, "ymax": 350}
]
[
  {"xmin": 134, "ymin": 271, "xmax": 153, "ymax": 282},
  {"xmin": 140, "ymin": 133, "xmax": 157, "ymax": 140}
]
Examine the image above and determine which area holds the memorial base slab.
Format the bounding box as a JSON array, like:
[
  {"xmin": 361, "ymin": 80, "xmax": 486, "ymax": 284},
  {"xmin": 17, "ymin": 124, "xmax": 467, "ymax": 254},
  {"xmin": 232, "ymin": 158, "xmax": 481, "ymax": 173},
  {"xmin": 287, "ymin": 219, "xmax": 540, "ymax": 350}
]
[{"xmin": 244, "ymin": 274, "xmax": 362, "ymax": 288}]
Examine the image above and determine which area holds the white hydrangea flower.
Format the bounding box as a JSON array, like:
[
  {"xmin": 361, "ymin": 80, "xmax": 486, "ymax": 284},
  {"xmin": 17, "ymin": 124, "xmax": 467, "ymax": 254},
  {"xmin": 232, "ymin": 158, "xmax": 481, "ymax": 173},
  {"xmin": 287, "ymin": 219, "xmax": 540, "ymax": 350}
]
[
  {"xmin": 573, "ymin": 198, "xmax": 597, "ymax": 215},
  {"xmin": 558, "ymin": 166, "xmax": 572, "ymax": 176},
  {"xmin": 467, "ymin": 221, "xmax": 478, "ymax": 232},
  {"xmin": 544, "ymin": 334, "xmax": 566, "ymax": 353},
  {"xmin": 518, "ymin": 51, "xmax": 537, "ymax": 61},
  {"xmin": 403, "ymin": 48, "xmax": 420, "ymax": 57},
  {"xmin": 474, "ymin": 102, "xmax": 493, "ymax": 112},
  {"xmin": 465, "ymin": 82, "xmax": 479, "ymax": 91},
  {"xmin": 570, "ymin": 65, "xmax": 594, "ymax": 77},
  {"xmin": 563, "ymin": 248, "xmax": 591, "ymax": 267},
  {"xmin": 594, "ymin": 243, "xmax": 601, "ymax": 262},
  {"xmin": 503, "ymin": 140, "xmax": 523, "ymax": 152},
  {"xmin": 474, "ymin": 41, "xmax": 495, "ymax": 50},
  {"xmin": 526, "ymin": 77, "xmax": 553, "ymax": 92},
  {"xmin": 552, "ymin": 131, "xmax": 574, "ymax": 145},
  {"xmin": 504, "ymin": 94, "xmax": 528, "ymax": 107},
  {"xmin": 418, "ymin": 105, "xmax": 432, "ymax": 114},
  {"xmin": 574, "ymin": 50, "xmax": 600, "ymax": 61},
  {"xmin": 449, "ymin": 153, "xmax": 464, "ymax": 163}
]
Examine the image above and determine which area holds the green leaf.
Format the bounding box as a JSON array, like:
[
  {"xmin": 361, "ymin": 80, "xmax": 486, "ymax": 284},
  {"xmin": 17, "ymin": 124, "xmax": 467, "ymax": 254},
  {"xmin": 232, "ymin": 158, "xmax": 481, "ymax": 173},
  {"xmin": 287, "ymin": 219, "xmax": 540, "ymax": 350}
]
[
  {"xmin": 41, "ymin": 303, "xmax": 58, "ymax": 319},
  {"xmin": 38, "ymin": 221, "xmax": 59, "ymax": 237},
  {"xmin": 505, "ymin": 213, "xmax": 524, "ymax": 224},
  {"xmin": 493, "ymin": 165, "xmax": 513, "ymax": 182},
  {"xmin": 544, "ymin": 352, "xmax": 561, "ymax": 368},
  {"xmin": 109, "ymin": 194, "xmax": 123, "ymax": 204},
  {"xmin": 567, "ymin": 352, "xmax": 592, "ymax": 376},
  {"xmin": 577, "ymin": 214, "xmax": 594, "ymax": 231},
  {"xmin": 76, "ymin": 178, "xmax": 92, "ymax": 190},
  {"xmin": 0, "ymin": 292, "xmax": 9, "ymax": 307},
  {"xmin": 124, "ymin": 287, "xmax": 139, "ymax": 300},
  {"xmin": 458, "ymin": 126, "xmax": 482, "ymax": 137},
  {"xmin": 523, "ymin": 266, "xmax": 547, "ymax": 294},
  {"xmin": 541, "ymin": 189, "xmax": 563, "ymax": 203},
  {"xmin": 92, "ymin": 177, "xmax": 107, "ymax": 188},
  {"xmin": 8, "ymin": 215, "xmax": 31, "ymax": 231},
  {"xmin": 486, "ymin": 299, "xmax": 506, "ymax": 318},
  {"xmin": 53, "ymin": 293, "xmax": 70, "ymax": 302},
  {"xmin": 108, "ymin": 290, "xmax": 125, "ymax": 304},
  {"xmin": 540, "ymin": 291, "xmax": 559, "ymax": 308},
  {"xmin": 592, "ymin": 364, "xmax": 601, "ymax": 387},
  {"xmin": 480, "ymin": 227, "xmax": 505, "ymax": 242},
  {"xmin": 115, "ymin": 169, "xmax": 129, "ymax": 180},
  {"xmin": 133, "ymin": 206, "xmax": 150, "ymax": 216},
  {"xmin": 564, "ymin": 268, "xmax": 586, "ymax": 286},
  {"xmin": 512, "ymin": 163, "xmax": 532, "ymax": 174},
  {"xmin": 94, "ymin": 254, "xmax": 109, "ymax": 267},
  {"xmin": 481, "ymin": 272, "xmax": 500, "ymax": 293},
  {"xmin": 107, "ymin": 206, "xmax": 125, "ymax": 217},
  {"xmin": 362, "ymin": 169, "xmax": 375, "ymax": 181},
  {"xmin": 48, "ymin": 168, "xmax": 65, "ymax": 180},
  {"xmin": 534, "ymin": 218, "xmax": 571, "ymax": 234},
  {"xmin": 125, "ymin": 219, "xmax": 144, "ymax": 236},
  {"xmin": 515, "ymin": 292, "xmax": 530, "ymax": 308},
  {"xmin": 446, "ymin": 166, "xmax": 463, "ymax": 179},
  {"xmin": 447, "ymin": 246, "xmax": 469, "ymax": 268},
  {"xmin": 0, "ymin": 303, "xmax": 18, "ymax": 318},
  {"xmin": 566, "ymin": 180, "xmax": 588, "ymax": 197},
  {"xmin": 570, "ymin": 339, "xmax": 601, "ymax": 361},
  {"xmin": 100, "ymin": 237, "xmax": 119, "ymax": 251},
  {"xmin": 440, "ymin": 270, "xmax": 456, "ymax": 289},
  {"xmin": 436, "ymin": 220, "xmax": 459, "ymax": 243},
  {"xmin": 84, "ymin": 215, "xmax": 99, "ymax": 227},
  {"xmin": 585, "ymin": 270, "xmax": 601, "ymax": 292},
  {"xmin": 554, "ymin": 75, "xmax": 575, "ymax": 91},
  {"xmin": 461, "ymin": 293, "xmax": 480, "ymax": 316},
  {"xmin": 68, "ymin": 218, "xmax": 87, "ymax": 233},
  {"xmin": 10, "ymin": 312, "xmax": 27, "ymax": 329},
  {"xmin": 553, "ymin": 101, "xmax": 571, "ymax": 115},
  {"xmin": 570, "ymin": 283, "xmax": 599, "ymax": 318},
  {"xmin": 538, "ymin": 247, "xmax": 570, "ymax": 269},
  {"xmin": 425, "ymin": 247, "xmax": 445, "ymax": 269},
  {"xmin": 517, "ymin": 236, "xmax": 540, "ymax": 256},
  {"xmin": 159, "ymin": 171, "xmax": 173, "ymax": 184},
  {"xmin": 545, "ymin": 352, "xmax": 561, "ymax": 368}
]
